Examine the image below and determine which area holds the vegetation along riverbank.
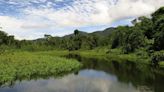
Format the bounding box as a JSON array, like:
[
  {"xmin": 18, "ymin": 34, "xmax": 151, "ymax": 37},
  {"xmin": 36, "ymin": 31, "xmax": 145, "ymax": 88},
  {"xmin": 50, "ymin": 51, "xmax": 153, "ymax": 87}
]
[{"xmin": 0, "ymin": 51, "xmax": 81, "ymax": 86}]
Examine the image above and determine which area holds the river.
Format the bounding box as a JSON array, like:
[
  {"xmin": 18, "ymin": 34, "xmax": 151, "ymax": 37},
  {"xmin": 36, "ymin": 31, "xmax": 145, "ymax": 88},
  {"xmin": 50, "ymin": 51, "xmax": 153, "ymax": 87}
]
[{"xmin": 0, "ymin": 54, "xmax": 164, "ymax": 92}]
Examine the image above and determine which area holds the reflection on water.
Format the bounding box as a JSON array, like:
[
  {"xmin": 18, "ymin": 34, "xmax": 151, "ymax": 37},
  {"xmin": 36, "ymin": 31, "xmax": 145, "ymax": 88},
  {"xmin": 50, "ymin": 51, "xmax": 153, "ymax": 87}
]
[
  {"xmin": 0, "ymin": 54, "xmax": 164, "ymax": 92},
  {"xmin": 0, "ymin": 70, "xmax": 141, "ymax": 92}
]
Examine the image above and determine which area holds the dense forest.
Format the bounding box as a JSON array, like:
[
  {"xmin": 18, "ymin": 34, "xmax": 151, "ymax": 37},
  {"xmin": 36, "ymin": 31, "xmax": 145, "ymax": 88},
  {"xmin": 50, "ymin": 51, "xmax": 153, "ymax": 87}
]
[{"xmin": 0, "ymin": 7, "xmax": 164, "ymax": 65}]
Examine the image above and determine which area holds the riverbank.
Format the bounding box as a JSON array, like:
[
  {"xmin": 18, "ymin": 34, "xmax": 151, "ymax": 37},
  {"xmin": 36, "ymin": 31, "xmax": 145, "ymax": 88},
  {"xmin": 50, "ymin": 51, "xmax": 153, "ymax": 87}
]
[{"xmin": 69, "ymin": 47, "xmax": 164, "ymax": 68}]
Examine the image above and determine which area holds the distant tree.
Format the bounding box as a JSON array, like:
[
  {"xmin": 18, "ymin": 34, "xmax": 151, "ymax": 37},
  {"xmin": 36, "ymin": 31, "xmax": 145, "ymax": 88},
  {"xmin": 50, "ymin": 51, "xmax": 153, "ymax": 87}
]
[
  {"xmin": 44, "ymin": 34, "xmax": 52, "ymax": 39},
  {"xmin": 74, "ymin": 29, "xmax": 79, "ymax": 36},
  {"xmin": 87, "ymin": 34, "xmax": 99, "ymax": 49},
  {"xmin": 7, "ymin": 35, "xmax": 15, "ymax": 45},
  {"xmin": 0, "ymin": 30, "xmax": 8, "ymax": 45}
]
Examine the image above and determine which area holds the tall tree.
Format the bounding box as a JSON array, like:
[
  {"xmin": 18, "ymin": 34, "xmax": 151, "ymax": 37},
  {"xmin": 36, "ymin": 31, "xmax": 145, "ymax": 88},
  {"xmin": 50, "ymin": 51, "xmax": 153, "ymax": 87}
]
[
  {"xmin": 152, "ymin": 7, "xmax": 164, "ymax": 50},
  {"xmin": 135, "ymin": 17, "xmax": 154, "ymax": 39},
  {"xmin": 123, "ymin": 29, "xmax": 146, "ymax": 53}
]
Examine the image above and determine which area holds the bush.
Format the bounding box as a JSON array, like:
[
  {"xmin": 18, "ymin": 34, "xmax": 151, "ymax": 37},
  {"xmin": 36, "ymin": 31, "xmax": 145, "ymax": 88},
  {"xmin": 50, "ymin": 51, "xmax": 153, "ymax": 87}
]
[
  {"xmin": 151, "ymin": 51, "xmax": 164, "ymax": 65},
  {"xmin": 154, "ymin": 31, "xmax": 164, "ymax": 50}
]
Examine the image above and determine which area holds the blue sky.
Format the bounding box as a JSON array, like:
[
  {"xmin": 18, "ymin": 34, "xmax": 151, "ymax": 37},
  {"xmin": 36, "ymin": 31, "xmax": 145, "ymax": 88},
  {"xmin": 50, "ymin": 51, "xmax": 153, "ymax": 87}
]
[{"xmin": 0, "ymin": 0, "xmax": 164, "ymax": 39}]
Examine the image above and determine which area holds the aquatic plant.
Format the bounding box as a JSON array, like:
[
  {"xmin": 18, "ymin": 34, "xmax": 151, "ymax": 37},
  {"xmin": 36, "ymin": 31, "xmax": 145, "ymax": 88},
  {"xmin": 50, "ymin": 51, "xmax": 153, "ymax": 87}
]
[{"xmin": 0, "ymin": 51, "xmax": 81, "ymax": 86}]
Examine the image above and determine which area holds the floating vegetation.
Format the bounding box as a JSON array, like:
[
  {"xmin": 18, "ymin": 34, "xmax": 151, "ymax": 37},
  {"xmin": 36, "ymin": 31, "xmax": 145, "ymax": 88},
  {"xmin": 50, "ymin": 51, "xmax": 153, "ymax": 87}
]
[{"xmin": 0, "ymin": 51, "xmax": 81, "ymax": 86}]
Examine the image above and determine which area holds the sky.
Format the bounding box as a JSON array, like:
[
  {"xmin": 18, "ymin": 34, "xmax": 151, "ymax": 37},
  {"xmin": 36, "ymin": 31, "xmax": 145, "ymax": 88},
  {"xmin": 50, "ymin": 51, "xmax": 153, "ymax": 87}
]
[{"xmin": 0, "ymin": 0, "xmax": 164, "ymax": 40}]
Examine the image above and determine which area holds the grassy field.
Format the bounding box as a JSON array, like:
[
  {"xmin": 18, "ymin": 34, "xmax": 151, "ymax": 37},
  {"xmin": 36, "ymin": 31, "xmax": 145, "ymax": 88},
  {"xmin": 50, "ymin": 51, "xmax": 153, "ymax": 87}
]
[{"xmin": 0, "ymin": 51, "xmax": 81, "ymax": 86}]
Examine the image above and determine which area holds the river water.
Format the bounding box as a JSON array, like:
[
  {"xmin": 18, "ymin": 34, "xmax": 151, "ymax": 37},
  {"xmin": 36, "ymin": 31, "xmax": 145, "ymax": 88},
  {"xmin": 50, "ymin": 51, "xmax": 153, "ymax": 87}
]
[{"xmin": 0, "ymin": 54, "xmax": 164, "ymax": 92}]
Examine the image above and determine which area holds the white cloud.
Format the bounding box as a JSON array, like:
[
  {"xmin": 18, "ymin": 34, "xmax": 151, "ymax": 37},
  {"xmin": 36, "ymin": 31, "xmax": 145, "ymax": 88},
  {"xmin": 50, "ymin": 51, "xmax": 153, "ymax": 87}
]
[
  {"xmin": 0, "ymin": 0, "xmax": 164, "ymax": 39},
  {"xmin": 0, "ymin": 15, "xmax": 74, "ymax": 40},
  {"xmin": 22, "ymin": 0, "xmax": 164, "ymax": 28}
]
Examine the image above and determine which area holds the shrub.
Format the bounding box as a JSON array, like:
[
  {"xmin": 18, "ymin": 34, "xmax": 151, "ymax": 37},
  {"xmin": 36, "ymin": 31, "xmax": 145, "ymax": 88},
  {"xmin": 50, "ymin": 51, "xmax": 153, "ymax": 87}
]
[{"xmin": 151, "ymin": 51, "xmax": 164, "ymax": 65}]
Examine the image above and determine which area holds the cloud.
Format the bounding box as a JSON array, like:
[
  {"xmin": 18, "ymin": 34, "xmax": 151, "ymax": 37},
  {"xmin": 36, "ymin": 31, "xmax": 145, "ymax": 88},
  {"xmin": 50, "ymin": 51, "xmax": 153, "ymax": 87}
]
[
  {"xmin": 0, "ymin": 16, "xmax": 51, "ymax": 40},
  {"xmin": 23, "ymin": 0, "xmax": 164, "ymax": 27},
  {"xmin": 0, "ymin": 0, "xmax": 164, "ymax": 39}
]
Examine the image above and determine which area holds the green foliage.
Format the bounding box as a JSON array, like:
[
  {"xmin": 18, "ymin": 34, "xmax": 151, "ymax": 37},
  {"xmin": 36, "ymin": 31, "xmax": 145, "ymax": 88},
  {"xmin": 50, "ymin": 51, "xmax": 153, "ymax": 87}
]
[
  {"xmin": 152, "ymin": 7, "xmax": 164, "ymax": 22},
  {"xmin": 0, "ymin": 31, "xmax": 8, "ymax": 45},
  {"xmin": 152, "ymin": 7, "xmax": 164, "ymax": 50},
  {"xmin": 153, "ymin": 15, "xmax": 164, "ymax": 32},
  {"xmin": 66, "ymin": 33, "xmax": 100, "ymax": 51},
  {"xmin": 110, "ymin": 7, "xmax": 164, "ymax": 53},
  {"xmin": 111, "ymin": 26, "xmax": 146, "ymax": 53},
  {"xmin": 111, "ymin": 26, "xmax": 130, "ymax": 48},
  {"xmin": 135, "ymin": 17, "xmax": 154, "ymax": 39},
  {"xmin": 0, "ymin": 51, "xmax": 81, "ymax": 86},
  {"xmin": 151, "ymin": 51, "xmax": 164, "ymax": 65},
  {"xmin": 123, "ymin": 29, "xmax": 146, "ymax": 53},
  {"xmin": 154, "ymin": 31, "xmax": 164, "ymax": 50}
]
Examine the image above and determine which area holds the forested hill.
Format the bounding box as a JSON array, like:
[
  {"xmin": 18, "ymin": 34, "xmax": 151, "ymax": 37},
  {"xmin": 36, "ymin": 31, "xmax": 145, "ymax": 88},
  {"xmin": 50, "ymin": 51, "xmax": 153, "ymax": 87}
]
[
  {"xmin": 20, "ymin": 26, "xmax": 116, "ymax": 51},
  {"xmin": 63, "ymin": 31, "xmax": 88, "ymax": 38},
  {"xmin": 91, "ymin": 27, "xmax": 115, "ymax": 36},
  {"xmin": 61, "ymin": 27, "xmax": 115, "ymax": 39}
]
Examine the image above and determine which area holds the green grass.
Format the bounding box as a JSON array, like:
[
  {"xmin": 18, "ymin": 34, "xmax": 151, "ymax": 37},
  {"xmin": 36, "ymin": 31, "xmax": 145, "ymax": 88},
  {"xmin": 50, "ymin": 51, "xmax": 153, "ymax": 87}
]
[
  {"xmin": 69, "ymin": 47, "xmax": 108, "ymax": 59},
  {"xmin": 0, "ymin": 51, "xmax": 81, "ymax": 86},
  {"xmin": 70, "ymin": 47, "xmax": 150, "ymax": 64},
  {"xmin": 159, "ymin": 62, "xmax": 164, "ymax": 68}
]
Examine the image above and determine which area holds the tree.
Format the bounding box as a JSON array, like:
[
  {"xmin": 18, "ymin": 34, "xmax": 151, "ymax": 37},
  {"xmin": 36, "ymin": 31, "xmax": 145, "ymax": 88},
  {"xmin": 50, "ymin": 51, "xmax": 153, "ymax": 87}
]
[
  {"xmin": 123, "ymin": 29, "xmax": 146, "ymax": 53},
  {"xmin": 154, "ymin": 31, "xmax": 164, "ymax": 50},
  {"xmin": 152, "ymin": 7, "xmax": 164, "ymax": 22},
  {"xmin": 7, "ymin": 35, "xmax": 15, "ymax": 46},
  {"xmin": 152, "ymin": 7, "xmax": 164, "ymax": 50},
  {"xmin": 74, "ymin": 29, "xmax": 79, "ymax": 36},
  {"xmin": 44, "ymin": 34, "xmax": 52, "ymax": 40},
  {"xmin": 135, "ymin": 17, "xmax": 154, "ymax": 39},
  {"xmin": 0, "ymin": 30, "xmax": 8, "ymax": 45},
  {"xmin": 87, "ymin": 34, "xmax": 99, "ymax": 49},
  {"xmin": 111, "ymin": 26, "xmax": 130, "ymax": 49}
]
